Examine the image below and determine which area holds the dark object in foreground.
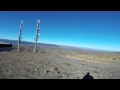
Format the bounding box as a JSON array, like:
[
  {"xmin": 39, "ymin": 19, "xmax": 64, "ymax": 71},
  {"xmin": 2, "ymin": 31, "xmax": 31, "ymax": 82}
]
[
  {"xmin": 82, "ymin": 72, "xmax": 94, "ymax": 79},
  {"xmin": 0, "ymin": 41, "xmax": 12, "ymax": 52}
]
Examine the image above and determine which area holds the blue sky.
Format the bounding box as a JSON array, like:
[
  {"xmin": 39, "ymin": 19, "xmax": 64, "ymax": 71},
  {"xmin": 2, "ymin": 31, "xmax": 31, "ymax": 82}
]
[{"xmin": 0, "ymin": 11, "xmax": 120, "ymax": 51}]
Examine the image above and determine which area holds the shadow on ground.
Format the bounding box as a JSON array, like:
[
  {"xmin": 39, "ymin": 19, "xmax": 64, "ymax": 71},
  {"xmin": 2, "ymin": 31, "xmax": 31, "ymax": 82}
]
[{"xmin": 82, "ymin": 72, "xmax": 94, "ymax": 79}]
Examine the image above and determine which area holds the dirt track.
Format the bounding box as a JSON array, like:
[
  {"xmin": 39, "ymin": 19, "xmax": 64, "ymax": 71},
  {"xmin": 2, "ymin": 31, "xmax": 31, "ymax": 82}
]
[{"xmin": 0, "ymin": 45, "xmax": 120, "ymax": 79}]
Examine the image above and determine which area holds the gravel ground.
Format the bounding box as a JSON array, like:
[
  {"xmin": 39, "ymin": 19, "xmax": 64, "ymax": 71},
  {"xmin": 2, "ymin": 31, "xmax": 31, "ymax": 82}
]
[{"xmin": 0, "ymin": 45, "xmax": 120, "ymax": 79}]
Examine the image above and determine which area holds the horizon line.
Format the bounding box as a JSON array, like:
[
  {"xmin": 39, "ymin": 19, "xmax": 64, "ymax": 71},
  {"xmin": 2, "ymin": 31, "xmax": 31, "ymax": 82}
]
[{"xmin": 0, "ymin": 38, "xmax": 120, "ymax": 52}]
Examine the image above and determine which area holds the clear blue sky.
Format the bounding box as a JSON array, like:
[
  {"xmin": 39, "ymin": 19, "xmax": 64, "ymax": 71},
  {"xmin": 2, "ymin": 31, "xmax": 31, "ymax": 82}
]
[{"xmin": 0, "ymin": 11, "xmax": 120, "ymax": 51}]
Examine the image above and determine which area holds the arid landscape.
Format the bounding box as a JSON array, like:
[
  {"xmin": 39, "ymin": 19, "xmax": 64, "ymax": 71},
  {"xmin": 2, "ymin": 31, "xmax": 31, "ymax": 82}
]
[
  {"xmin": 1, "ymin": 11, "xmax": 120, "ymax": 79},
  {"xmin": 0, "ymin": 44, "xmax": 120, "ymax": 79}
]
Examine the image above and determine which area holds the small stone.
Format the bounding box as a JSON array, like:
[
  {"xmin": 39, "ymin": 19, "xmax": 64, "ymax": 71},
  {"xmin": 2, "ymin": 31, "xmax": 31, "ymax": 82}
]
[
  {"xmin": 32, "ymin": 62, "xmax": 35, "ymax": 64},
  {"xmin": 24, "ymin": 70, "xmax": 27, "ymax": 73},
  {"xmin": 57, "ymin": 75, "xmax": 63, "ymax": 79},
  {"xmin": 55, "ymin": 67, "xmax": 57, "ymax": 70},
  {"xmin": 8, "ymin": 64, "xmax": 12, "ymax": 67},
  {"xmin": 43, "ymin": 51, "xmax": 45, "ymax": 53},
  {"xmin": 36, "ymin": 50, "xmax": 39, "ymax": 53},
  {"xmin": 49, "ymin": 67, "xmax": 57, "ymax": 71},
  {"xmin": 112, "ymin": 58, "xmax": 116, "ymax": 60},
  {"xmin": 54, "ymin": 64, "xmax": 57, "ymax": 66},
  {"xmin": 57, "ymin": 71, "xmax": 60, "ymax": 74},
  {"xmin": 44, "ymin": 69, "xmax": 47, "ymax": 73},
  {"xmin": 34, "ymin": 68, "xmax": 38, "ymax": 71},
  {"xmin": 46, "ymin": 71, "xmax": 50, "ymax": 73}
]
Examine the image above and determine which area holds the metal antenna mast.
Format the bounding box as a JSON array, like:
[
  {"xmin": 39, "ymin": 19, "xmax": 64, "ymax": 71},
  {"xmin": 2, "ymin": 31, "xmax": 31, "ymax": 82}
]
[
  {"xmin": 34, "ymin": 19, "xmax": 40, "ymax": 53},
  {"xmin": 17, "ymin": 20, "xmax": 23, "ymax": 52}
]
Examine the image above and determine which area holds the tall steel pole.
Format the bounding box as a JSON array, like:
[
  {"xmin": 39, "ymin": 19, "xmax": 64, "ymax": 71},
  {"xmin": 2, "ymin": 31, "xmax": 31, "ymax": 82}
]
[
  {"xmin": 17, "ymin": 20, "xmax": 23, "ymax": 52},
  {"xmin": 34, "ymin": 19, "xmax": 40, "ymax": 53}
]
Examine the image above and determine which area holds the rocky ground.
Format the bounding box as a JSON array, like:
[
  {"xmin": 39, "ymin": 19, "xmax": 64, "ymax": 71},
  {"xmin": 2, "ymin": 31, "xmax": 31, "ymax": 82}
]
[{"xmin": 0, "ymin": 44, "xmax": 120, "ymax": 79}]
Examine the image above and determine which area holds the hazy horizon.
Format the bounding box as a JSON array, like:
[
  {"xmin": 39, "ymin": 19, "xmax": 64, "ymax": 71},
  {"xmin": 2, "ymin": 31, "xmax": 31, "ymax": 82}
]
[
  {"xmin": 0, "ymin": 38, "xmax": 119, "ymax": 52},
  {"xmin": 0, "ymin": 11, "xmax": 120, "ymax": 52}
]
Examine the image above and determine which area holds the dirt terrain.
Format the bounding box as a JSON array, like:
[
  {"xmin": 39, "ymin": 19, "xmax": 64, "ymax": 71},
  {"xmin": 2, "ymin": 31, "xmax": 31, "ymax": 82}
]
[{"xmin": 0, "ymin": 44, "xmax": 120, "ymax": 79}]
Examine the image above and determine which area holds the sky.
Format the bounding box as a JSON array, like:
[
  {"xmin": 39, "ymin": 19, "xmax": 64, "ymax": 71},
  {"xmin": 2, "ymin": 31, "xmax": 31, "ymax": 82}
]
[{"xmin": 0, "ymin": 11, "xmax": 120, "ymax": 51}]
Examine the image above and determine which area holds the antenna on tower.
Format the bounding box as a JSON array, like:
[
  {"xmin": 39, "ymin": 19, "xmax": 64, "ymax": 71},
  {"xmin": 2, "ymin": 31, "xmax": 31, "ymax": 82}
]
[
  {"xmin": 17, "ymin": 20, "xmax": 23, "ymax": 52},
  {"xmin": 34, "ymin": 19, "xmax": 40, "ymax": 53}
]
